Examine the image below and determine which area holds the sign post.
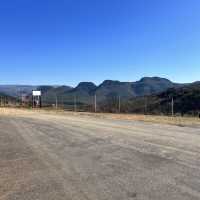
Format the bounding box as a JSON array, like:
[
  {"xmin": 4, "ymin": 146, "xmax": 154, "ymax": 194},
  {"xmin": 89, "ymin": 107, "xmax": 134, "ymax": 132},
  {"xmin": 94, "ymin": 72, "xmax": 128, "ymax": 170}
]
[{"xmin": 32, "ymin": 91, "xmax": 42, "ymax": 108}]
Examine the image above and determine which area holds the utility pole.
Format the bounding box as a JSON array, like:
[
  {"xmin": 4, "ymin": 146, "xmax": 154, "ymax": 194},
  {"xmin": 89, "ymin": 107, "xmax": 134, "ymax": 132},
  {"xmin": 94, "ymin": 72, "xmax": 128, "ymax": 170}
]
[
  {"xmin": 74, "ymin": 95, "xmax": 77, "ymax": 112},
  {"xmin": 94, "ymin": 94, "xmax": 97, "ymax": 112},
  {"xmin": 171, "ymin": 97, "xmax": 174, "ymax": 117},
  {"xmin": 118, "ymin": 95, "xmax": 121, "ymax": 113}
]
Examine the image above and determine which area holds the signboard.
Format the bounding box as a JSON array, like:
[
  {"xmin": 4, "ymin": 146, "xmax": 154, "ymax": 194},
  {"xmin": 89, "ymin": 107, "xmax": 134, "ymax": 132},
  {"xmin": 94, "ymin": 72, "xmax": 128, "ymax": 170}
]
[{"xmin": 32, "ymin": 91, "xmax": 41, "ymax": 96}]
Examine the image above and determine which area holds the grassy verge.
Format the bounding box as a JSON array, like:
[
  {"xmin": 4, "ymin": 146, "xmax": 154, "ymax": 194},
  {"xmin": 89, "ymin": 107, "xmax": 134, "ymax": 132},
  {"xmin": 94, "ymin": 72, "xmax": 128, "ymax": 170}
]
[{"xmin": 0, "ymin": 107, "xmax": 199, "ymax": 127}]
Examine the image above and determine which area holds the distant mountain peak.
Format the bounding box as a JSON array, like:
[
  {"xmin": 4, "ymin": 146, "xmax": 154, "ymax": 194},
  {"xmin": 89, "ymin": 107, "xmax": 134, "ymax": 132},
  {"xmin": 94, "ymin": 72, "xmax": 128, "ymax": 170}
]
[
  {"xmin": 76, "ymin": 82, "xmax": 96, "ymax": 91},
  {"xmin": 139, "ymin": 77, "xmax": 171, "ymax": 82},
  {"xmin": 100, "ymin": 80, "xmax": 121, "ymax": 86},
  {"xmin": 77, "ymin": 82, "xmax": 96, "ymax": 87}
]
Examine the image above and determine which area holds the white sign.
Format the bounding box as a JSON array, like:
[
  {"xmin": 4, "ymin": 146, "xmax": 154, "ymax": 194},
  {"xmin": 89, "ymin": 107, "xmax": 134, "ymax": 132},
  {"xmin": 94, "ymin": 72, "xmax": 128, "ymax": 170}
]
[{"xmin": 32, "ymin": 91, "xmax": 41, "ymax": 96}]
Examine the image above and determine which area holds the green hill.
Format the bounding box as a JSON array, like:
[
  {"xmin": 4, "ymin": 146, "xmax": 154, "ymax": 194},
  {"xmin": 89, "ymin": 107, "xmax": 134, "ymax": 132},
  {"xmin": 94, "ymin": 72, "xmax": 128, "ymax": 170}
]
[{"xmin": 123, "ymin": 82, "xmax": 200, "ymax": 116}]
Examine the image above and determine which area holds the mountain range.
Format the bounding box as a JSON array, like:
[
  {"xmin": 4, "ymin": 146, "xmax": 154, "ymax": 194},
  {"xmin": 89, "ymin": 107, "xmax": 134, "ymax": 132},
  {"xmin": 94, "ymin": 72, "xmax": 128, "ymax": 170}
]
[
  {"xmin": 0, "ymin": 85, "xmax": 37, "ymax": 97},
  {"xmin": 0, "ymin": 77, "xmax": 184, "ymax": 104},
  {"xmin": 0, "ymin": 77, "xmax": 199, "ymax": 115}
]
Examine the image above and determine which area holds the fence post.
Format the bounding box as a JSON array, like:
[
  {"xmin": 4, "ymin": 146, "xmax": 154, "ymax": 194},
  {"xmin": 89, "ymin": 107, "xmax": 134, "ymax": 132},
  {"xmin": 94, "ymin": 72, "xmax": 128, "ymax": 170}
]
[
  {"xmin": 74, "ymin": 95, "xmax": 77, "ymax": 112},
  {"xmin": 118, "ymin": 95, "xmax": 121, "ymax": 113},
  {"xmin": 55, "ymin": 94, "xmax": 58, "ymax": 109},
  {"xmin": 171, "ymin": 97, "xmax": 174, "ymax": 117},
  {"xmin": 144, "ymin": 97, "xmax": 147, "ymax": 115},
  {"xmin": 94, "ymin": 94, "xmax": 97, "ymax": 112}
]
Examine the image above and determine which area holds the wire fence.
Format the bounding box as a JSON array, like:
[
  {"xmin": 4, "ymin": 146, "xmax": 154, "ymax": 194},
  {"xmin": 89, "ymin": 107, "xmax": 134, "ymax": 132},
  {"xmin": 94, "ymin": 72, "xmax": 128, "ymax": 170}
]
[{"xmin": 1, "ymin": 94, "xmax": 200, "ymax": 118}]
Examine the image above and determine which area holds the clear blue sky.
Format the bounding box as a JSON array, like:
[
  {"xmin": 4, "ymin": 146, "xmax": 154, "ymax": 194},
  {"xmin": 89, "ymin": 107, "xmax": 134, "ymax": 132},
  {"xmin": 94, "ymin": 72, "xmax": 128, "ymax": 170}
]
[{"xmin": 0, "ymin": 0, "xmax": 200, "ymax": 86}]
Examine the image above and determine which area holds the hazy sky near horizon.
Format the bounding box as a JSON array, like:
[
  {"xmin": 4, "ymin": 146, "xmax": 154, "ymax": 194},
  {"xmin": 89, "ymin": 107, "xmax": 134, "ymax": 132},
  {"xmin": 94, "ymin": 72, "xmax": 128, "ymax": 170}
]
[{"xmin": 0, "ymin": 0, "xmax": 200, "ymax": 86}]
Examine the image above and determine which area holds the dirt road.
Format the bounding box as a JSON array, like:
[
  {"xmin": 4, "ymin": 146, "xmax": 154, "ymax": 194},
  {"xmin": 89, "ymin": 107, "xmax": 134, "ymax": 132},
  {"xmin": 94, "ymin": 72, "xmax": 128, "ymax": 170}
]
[{"xmin": 1, "ymin": 109, "xmax": 200, "ymax": 200}]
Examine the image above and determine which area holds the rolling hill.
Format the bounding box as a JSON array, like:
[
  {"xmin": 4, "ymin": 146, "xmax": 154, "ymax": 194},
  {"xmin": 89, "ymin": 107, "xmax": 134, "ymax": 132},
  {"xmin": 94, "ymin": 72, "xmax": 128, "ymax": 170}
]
[
  {"xmin": 0, "ymin": 85, "xmax": 37, "ymax": 97},
  {"xmin": 123, "ymin": 81, "xmax": 200, "ymax": 116}
]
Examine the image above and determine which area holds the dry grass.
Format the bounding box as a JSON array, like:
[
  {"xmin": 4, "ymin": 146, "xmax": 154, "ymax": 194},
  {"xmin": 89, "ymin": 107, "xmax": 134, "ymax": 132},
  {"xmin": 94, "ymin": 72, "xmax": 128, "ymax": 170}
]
[{"xmin": 0, "ymin": 107, "xmax": 199, "ymax": 127}]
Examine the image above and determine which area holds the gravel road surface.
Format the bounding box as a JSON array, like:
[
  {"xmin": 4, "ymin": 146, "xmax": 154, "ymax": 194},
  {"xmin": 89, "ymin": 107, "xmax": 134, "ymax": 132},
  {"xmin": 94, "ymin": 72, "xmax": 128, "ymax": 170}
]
[{"xmin": 1, "ymin": 110, "xmax": 200, "ymax": 200}]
